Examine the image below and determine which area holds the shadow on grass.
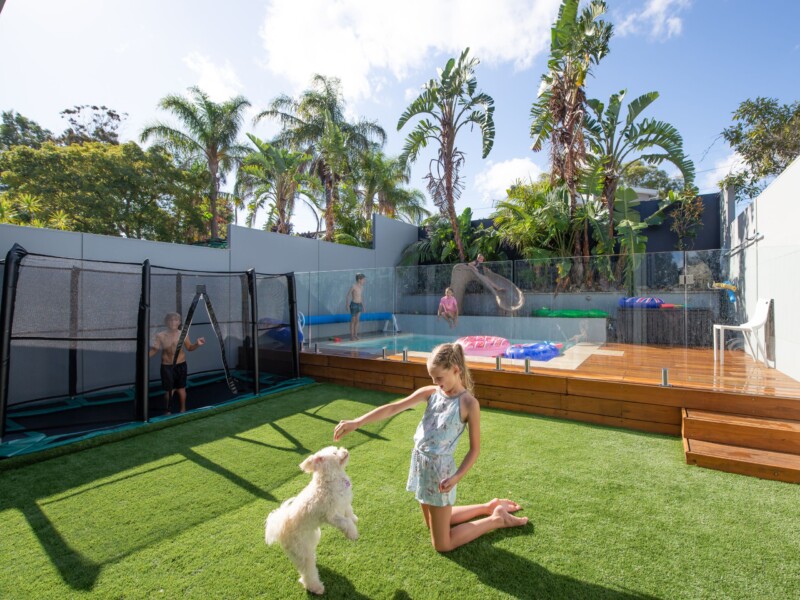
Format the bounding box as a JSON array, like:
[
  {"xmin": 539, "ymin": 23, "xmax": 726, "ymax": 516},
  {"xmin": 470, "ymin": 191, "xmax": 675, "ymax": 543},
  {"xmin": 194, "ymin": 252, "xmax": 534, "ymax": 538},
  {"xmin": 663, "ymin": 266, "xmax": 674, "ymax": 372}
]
[
  {"xmin": 300, "ymin": 410, "xmax": 390, "ymax": 442},
  {"xmin": 445, "ymin": 525, "xmax": 658, "ymax": 600},
  {"xmin": 0, "ymin": 384, "xmax": 392, "ymax": 592},
  {"xmin": 231, "ymin": 420, "xmax": 310, "ymax": 455},
  {"xmin": 316, "ymin": 566, "xmax": 375, "ymax": 600}
]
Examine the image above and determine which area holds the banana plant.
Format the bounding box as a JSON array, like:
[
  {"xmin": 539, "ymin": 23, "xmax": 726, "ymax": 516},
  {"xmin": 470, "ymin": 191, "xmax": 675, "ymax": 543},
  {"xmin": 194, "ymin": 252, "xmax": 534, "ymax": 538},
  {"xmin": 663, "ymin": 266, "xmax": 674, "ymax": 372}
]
[
  {"xmin": 399, "ymin": 207, "xmax": 503, "ymax": 266},
  {"xmin": 584, "ymin": 89, "xmax": 695, "ymax": 241},
  {"xmin": 614, "ymin": 186, "xmax": 675, "ymax": 294},
  {"xmin": 398, "ymin": 48, "xmax": 495, "ymax": 262}
]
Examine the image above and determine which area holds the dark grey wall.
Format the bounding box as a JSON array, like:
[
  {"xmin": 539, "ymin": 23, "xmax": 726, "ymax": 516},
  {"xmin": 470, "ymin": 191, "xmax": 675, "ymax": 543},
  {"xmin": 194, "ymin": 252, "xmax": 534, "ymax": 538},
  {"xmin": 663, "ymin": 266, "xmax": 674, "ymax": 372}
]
[{"xmin": 637, "ymin": 192, "xmax": 721, "ymax": 252}]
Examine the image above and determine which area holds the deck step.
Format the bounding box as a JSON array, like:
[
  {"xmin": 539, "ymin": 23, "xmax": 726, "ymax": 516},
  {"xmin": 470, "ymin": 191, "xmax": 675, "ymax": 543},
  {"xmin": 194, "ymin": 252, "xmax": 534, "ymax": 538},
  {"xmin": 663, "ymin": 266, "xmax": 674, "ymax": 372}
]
[
  {"xmin": 684, "ymin": 438, "xmax": 800, "ymax": 483},
  {"xmin": 682, "ymin": 409, "xmax": 800, "ymax": 455}
]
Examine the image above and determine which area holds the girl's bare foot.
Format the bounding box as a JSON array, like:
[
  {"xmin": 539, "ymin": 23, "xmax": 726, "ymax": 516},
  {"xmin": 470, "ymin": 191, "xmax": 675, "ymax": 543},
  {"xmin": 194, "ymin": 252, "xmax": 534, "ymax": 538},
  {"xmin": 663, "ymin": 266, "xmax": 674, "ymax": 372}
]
[
  {"xmin": 493, "ymin": 506, "xmax": 528, "ymax": 527},
  {"xmin": 488, "ymin": 498, "xmax": 522, "ymax": 513}
]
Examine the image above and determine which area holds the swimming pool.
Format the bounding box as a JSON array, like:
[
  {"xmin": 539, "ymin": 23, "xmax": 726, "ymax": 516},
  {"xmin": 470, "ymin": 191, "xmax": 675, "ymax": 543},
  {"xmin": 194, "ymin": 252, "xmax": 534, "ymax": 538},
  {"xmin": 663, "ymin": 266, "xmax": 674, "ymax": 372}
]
[
  {"xmin": 334, "ymin": 334, "xmax": 458, "ymax": 353},
  {"xmin": 331, "ymin": 334, "xmax": 572, "ymax": 356}
]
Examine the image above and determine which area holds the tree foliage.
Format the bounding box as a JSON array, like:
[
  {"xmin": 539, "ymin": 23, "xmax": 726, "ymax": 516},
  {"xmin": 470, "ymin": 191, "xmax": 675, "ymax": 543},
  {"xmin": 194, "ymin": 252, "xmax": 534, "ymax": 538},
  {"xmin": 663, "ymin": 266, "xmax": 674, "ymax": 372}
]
[
  {"xmin": 583, "ymin": 89, "xmax": 695, "ymax": 240},
  {"xmin": 721, "ymin": 97, "xmax": 800, "ymax": 201},
  {"xmin": 141, "ymin": 87, "xmax": 251, "ymax": 239},
  {"xmin": 398, "ymin": 47, "xmax": 495, "ymax": 262},
  {"xmin": 399, "ymin": 207, "xmax": 503, "ymax": 266},
  {"xmin": 235, "ymin": 134, "xmax": 313, "ymax": 233},
  {"xmin": 621, "ymin": 159, "xmax": 683, "ymax": 196},
  {"xmin": 0, "ymin": 141, "xmax": 207, "ymax": 241},
  {"xmin": 668, "ymin": 187, "xmax": 704, "ymax": 251},
  {"xmin": 256, "ymin": 75, "xmax": 386, "ymax": 242},
  {"xmin": 530, "ymin": 0, "xmax": 612, "ymax": 208},
  {"xmin": 0, "ymin": 110, "xmax": 53, "ymax": 151},
  {"xmin": 59, "ymin": 105, "xmax": 127, "ymax": 145}
]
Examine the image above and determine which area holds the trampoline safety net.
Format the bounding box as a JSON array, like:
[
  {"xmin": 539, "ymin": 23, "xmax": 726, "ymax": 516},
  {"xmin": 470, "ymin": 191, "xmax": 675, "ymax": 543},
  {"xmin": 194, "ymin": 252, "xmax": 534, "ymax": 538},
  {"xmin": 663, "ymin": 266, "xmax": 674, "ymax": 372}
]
[{"xmin": 0, "ymin": 246, "xmax": 301, "ymax": 457}]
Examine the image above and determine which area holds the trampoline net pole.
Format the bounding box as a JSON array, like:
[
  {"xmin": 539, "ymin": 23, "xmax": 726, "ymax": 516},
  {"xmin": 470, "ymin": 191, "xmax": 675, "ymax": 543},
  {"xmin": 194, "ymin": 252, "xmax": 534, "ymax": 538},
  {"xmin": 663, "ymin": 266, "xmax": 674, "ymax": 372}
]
[
  {"xmin": 69, "ymin": 267, "xmax": 79, "ymax": 398},
  {"xmin": 0, "ymin": 243, "xmax": 28, "ymax": 442},
  {"xmin": 135, "ymin": 259, "xmax": 151, "ymax": 422},
  {"xmin": 287, "ymin": 273, "xmax": 300, "ymax": 379},
  {"xmin": 247, "ymin": 269, "xmax": 259, "ymax": 395}
]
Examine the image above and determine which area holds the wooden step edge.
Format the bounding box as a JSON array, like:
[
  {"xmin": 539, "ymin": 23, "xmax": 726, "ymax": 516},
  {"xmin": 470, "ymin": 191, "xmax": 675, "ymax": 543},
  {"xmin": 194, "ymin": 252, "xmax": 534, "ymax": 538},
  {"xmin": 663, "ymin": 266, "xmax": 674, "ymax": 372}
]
[
  {"xmin": 684, "ymin": 409, "xmax": 800, "ymax": 432},
  {"xmin": 685, "ymin": 438, "xmax": 800, "ymax": 484}
]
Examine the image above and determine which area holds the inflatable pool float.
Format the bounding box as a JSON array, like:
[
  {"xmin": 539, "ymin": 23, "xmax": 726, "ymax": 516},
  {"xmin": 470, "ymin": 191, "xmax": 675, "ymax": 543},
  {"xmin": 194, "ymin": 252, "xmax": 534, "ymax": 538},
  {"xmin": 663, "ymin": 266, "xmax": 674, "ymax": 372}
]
[
  {"xmin": 618, "ymin": 297, "xmax": 664, "ymax": 309},
  {"xmin": 258, "ymin": 317, "xmax": 303, "ymax": 345},
  {"xmin": 531, "ymin": 307, "xmax": 608, "ymax": 318},
  {"xmin": 503, "ymin": 342, "xmax": 562, "ymax": 361},
  {"xmin": 456, "ymin": 335, "xmax": 511, "ymax": 357}
]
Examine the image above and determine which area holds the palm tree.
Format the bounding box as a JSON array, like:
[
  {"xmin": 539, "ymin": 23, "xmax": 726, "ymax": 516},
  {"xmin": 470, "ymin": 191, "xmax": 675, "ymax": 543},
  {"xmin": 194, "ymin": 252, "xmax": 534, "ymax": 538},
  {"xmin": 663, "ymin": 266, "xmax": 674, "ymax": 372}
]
[
  {"xmin": 141, "ymin": 86, "xmax": 251, "ymax": 239},
  {"xmin": 357, "ymin": 149, "xmax": 431, "ymax": 225},
  {"xmin": 235, "ymin": 134, "xmax": 313, "ymax": 233},
  {"xmin": 398, "ymin": 47, "xmax": 495, "ymax": 262},
  {"xmin": 583, "ymin": 89, "xmax": 695, "ymax": 239},
  {"xmin": 530, "ymin": 0, "xmax": 612, "ymax": 255},
  {"xmin": 255, "ymin": 75, "xmax": 386, "ymax": 241}
]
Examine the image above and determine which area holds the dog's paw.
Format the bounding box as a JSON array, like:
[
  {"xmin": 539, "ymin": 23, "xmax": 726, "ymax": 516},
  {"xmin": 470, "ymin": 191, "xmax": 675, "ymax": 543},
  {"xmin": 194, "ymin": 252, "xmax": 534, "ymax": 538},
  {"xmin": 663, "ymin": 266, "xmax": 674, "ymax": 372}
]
[
  {"xmin": 346, "ymin": 526, "xmax": 359, "ymax": 541},
  {"xmin": 300, "ymin": 578, "xmax": 325, "ymax": 595}
]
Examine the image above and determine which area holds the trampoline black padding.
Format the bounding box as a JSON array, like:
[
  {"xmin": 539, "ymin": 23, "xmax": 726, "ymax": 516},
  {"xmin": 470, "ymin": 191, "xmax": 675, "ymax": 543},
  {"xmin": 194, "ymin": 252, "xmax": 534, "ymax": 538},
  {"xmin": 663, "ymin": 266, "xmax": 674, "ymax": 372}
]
[{"xmin": 0, "ymin": 246, "xmax": 305, "ymax": 458}]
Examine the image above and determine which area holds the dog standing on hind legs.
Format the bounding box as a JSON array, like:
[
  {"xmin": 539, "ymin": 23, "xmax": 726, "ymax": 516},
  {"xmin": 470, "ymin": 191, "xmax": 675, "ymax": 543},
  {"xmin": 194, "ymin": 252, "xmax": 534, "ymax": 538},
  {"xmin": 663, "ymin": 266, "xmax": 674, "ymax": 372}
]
[{"xmin": 265, "ymin": 446, "xmax": 358, "ymax": 595}]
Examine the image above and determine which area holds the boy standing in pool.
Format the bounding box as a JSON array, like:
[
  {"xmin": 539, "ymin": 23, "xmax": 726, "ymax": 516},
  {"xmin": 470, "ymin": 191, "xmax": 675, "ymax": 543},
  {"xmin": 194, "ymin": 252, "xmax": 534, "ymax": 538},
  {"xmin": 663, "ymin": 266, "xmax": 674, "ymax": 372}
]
[
  {"xmin": 149, "ymin": 312, "xmax": 205, "ymax": 414},
  {"xmin": 345, "ymin": 273, "xmax": 366, "ymax": 340}
]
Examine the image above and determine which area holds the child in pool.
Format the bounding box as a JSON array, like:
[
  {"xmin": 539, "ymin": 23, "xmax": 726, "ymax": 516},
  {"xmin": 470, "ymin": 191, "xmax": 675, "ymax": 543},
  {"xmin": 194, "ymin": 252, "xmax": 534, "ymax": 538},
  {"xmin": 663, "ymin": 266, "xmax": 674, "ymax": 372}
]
[
  {"xmin": 333, "ymin": 343, "xmax": 527, "ymax": 552},
  {"xmin": 437, "ymin": 287, "xmax": 459, "ymax": 328}
]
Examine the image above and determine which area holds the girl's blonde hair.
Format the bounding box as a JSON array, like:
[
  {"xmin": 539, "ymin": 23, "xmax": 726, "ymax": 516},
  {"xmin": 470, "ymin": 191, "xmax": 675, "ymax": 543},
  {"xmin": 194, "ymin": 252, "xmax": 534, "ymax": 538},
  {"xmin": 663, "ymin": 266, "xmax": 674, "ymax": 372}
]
[
  {"xmin": 445, "ymin": 287, "xmax": 453, "ymax": 294},
  {"xmin": 428, "ymin": 343, "xmax": 473, "ymax": 393}
]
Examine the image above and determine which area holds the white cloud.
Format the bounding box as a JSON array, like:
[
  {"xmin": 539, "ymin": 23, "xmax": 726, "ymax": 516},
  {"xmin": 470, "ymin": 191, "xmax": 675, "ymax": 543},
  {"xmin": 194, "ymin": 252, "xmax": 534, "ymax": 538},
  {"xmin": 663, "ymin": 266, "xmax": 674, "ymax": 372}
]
[
  {"xmin": 700, "ymin": 152, "xmax": 746, "ymax": 191},
  {"xmin": 473, "ymin": 158, "xmax": 544, "ymax": 206},
  {"xmin": 182, "ymin": 52, "xmax": 244, "ymax": 102},
  {"xmin": 404, "ymin": 87, "xmax": 421, "ymax": 102},
  {"xmin": 618, "ymin": 0, "xmax": 691, "ymax": 40},
  {"xmin": 258, "ymin": 0, "xmax": 561, "ymax": 101}
]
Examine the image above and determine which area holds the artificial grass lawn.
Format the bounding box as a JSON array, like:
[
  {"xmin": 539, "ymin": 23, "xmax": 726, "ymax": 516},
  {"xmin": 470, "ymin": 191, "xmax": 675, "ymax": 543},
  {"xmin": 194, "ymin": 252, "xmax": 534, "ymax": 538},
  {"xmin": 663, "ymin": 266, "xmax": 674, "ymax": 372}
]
[{"xmin": 1, "ymin": 383, "xmax": 799, "ymax": 599}]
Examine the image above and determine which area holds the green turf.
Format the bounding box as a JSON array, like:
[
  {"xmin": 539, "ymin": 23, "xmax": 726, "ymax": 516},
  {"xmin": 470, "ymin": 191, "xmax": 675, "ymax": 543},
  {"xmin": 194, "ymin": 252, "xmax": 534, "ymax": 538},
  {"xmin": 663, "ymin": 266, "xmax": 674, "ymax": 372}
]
[{"xmin": 1, "ymin": 382, "xmax": 799, "ymax": 599}]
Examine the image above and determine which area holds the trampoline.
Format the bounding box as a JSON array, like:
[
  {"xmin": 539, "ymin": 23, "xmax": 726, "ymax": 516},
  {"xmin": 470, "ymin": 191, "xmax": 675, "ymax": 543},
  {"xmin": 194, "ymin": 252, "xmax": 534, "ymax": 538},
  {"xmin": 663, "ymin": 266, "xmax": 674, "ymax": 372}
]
[{"xmin": 0, "ymin": 244, "xmax": 306, "ymax": 457}]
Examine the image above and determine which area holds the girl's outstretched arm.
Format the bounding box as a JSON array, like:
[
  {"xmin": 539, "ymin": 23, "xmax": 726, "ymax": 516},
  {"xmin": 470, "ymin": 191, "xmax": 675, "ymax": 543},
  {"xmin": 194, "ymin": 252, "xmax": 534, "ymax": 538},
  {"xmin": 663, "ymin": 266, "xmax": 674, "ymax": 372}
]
[
  {"xmin": 439, "ymin": 394, "xmax": 481, "ymax": 493},
  {"xmin": 334, "ymin": 385, "xmax": 437, "ymax": 441}
]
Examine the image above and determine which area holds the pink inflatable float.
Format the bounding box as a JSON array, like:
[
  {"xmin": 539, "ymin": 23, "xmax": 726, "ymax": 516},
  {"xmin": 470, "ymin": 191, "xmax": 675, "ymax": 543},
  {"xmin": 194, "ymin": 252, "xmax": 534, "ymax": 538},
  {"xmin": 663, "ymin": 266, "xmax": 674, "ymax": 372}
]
[{"xmin": 456, "ymin": 335, "xmax": 511, "ymax": 357}]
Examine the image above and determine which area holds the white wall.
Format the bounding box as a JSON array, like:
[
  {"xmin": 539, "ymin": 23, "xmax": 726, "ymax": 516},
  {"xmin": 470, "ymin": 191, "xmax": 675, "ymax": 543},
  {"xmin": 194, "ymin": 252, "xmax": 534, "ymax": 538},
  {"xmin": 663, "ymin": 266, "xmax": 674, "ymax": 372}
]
[{"xmin": 728, "ymin": 156, "xmax": 800, "ymax": 380}]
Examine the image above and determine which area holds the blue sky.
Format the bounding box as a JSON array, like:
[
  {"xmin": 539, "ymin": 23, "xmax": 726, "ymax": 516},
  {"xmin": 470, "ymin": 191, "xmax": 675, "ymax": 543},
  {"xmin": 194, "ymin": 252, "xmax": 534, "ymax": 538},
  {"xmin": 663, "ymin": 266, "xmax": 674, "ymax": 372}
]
[{"xmin": 1, "ymin": 0, "xmax": 798, "ymax": 233}]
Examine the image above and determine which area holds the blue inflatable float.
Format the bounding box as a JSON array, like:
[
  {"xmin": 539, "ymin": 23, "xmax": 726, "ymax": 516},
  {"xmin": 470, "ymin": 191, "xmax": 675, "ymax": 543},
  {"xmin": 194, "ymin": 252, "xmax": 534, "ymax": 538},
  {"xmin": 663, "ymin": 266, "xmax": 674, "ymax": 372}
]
[
  {"xmin": 258, "ymin": 317, "xmax": 303, "ymax": 345},
  {"xmin": 618, "ymin": 297, "xmax": 664, "ymax": 309},
  {"xmin": 503, "ymin": 342, "xmax": 561, "ymax": 361}
]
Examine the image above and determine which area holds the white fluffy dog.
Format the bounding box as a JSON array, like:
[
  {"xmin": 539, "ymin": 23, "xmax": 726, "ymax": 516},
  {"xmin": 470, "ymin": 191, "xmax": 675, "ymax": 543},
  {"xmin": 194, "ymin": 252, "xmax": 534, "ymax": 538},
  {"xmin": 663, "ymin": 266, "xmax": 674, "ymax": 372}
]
[{"xmin": 265, "ymin": 446, "xmax": 358, "ymax": 595}]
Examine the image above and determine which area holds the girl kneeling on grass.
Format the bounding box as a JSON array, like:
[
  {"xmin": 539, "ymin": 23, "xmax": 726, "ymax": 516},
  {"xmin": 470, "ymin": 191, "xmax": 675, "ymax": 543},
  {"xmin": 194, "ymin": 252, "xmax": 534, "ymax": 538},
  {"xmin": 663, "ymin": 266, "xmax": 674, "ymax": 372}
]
[{"xmin": 333, "ymin": 343, "xmax": 527, "ymax": 552}]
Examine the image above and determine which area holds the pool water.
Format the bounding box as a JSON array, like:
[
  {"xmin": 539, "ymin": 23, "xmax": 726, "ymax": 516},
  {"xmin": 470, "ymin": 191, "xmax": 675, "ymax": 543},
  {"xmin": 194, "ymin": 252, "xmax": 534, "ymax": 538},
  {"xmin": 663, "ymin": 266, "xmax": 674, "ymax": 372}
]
[
  {"xmin": 336, "ymin": 334, "xmax": 457, "ymax": 353},
  {"xmin": 333, "ymin": 334, "xmax": 573, "ymax": 356}
]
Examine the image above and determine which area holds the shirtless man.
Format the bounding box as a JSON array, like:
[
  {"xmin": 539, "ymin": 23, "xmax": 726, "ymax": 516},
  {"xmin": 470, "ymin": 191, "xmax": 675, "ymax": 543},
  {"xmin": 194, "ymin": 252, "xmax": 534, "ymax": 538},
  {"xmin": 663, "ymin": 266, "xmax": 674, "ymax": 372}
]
[
  {"xmin": 345, "ymin": 273, "xmax": 366, "ymax": 340},
  {"xmin": 149, "ymin": 312, "xmax": 205, "ymax": 413}
]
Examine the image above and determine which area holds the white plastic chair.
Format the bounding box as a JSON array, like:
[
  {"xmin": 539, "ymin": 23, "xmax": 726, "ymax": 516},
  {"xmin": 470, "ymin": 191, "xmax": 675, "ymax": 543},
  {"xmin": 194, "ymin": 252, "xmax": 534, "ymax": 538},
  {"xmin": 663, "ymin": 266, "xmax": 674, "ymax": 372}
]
[{"xmin": 713, "ymin": 298, "xmax": 772, "ymax": 366}]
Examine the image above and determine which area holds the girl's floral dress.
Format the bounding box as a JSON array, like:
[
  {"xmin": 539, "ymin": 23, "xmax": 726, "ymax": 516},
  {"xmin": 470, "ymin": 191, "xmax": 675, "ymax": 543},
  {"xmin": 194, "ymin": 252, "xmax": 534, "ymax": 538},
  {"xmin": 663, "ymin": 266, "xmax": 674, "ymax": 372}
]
[{"xmin": 406, "ymin": 388, "xmax": 467, "ymax": 506}]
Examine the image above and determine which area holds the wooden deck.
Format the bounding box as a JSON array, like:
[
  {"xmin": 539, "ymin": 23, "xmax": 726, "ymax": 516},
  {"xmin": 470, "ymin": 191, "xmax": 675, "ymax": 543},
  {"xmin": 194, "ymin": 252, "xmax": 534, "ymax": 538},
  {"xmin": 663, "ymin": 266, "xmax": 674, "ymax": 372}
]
[{"xmin": 300, "ymin": 344, "xmax": 800, "ymax": 483}]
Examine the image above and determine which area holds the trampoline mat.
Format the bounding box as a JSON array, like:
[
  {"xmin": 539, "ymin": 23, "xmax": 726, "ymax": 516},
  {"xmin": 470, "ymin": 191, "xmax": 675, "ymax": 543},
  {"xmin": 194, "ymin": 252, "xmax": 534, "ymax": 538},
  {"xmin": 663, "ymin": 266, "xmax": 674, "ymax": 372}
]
[{"xmin": 1, "ymin": 371, "xmax": 312, "ymax": 457}]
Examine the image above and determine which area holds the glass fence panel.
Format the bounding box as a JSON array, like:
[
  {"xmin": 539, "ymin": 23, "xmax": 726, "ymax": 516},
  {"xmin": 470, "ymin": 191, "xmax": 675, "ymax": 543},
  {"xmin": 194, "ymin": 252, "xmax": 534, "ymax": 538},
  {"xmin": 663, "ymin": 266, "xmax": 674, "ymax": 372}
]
[
  {"xmin": 296, "ymin": 267, "xmax": 396, "ymax": 357},
  {"xmin": 291, "ymin": 244, "xmax": 800, "ymax": 392}
]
